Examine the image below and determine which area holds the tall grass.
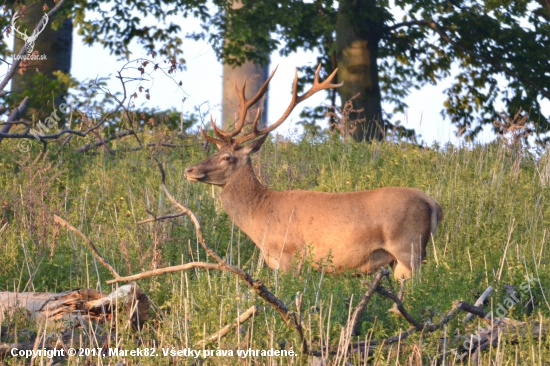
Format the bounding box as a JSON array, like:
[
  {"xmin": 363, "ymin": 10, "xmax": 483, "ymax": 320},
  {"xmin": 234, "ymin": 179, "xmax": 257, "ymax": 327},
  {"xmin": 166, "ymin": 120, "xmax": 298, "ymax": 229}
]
[{"xmin": 0, "ymin": 134, "xmax": 548, "ymax": 365}]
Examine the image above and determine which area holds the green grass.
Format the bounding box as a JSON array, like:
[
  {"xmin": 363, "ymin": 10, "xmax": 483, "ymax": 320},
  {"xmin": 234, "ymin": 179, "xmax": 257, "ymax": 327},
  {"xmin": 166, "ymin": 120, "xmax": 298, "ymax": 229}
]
[{"xmin": 0, "ymin": 134, "xmax": 549, "ymax": 365}]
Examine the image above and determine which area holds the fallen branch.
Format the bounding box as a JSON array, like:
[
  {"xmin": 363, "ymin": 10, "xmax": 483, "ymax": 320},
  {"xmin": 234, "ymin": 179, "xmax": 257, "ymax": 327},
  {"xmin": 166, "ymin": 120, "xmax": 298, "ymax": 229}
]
[
  {"xmin": 55, "ymin": 157, "xmax": 309, "ymax": 354},
  {"xmin": 458, "ymin": 317, "xmax": 546, "ymax": 361},
  {"xmin": 334, "ymin": 269, "xmax": 389, "ymax": 363},
  {"xmin": 344, "ymin": 298, "xmax": 462, "ymax": 357},
  {"xmin": 52, "ymin": 158, "xmax": 546, "ymax": 362},
  {"xmin": 106, "ymin": 262, "xmax": 221, "ymax": 284},
  {"xmin": 75, "ymin": 129, "xmax": 135, "ymax": 153},
  {"xmin": 152, "ymin": 157, "xmax": 309, "ymax": 354},
  {"xmin": 137, "ymin": 211, "xmax": 186, "ymax": 225},
  {"xmin": 53, "ymin": 215, "xmax": 120, "ymax": 278},
  {"xmin": 195, "ymin": 305, "xmax": 258, "ymax": 347}
]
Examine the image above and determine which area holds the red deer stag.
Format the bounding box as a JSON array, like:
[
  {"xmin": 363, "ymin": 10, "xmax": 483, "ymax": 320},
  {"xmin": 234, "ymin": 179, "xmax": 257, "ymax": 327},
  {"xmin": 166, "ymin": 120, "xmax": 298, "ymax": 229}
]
[{"xmin": 185, "ymin": 65, "xmax": 443, "ymax": 299}]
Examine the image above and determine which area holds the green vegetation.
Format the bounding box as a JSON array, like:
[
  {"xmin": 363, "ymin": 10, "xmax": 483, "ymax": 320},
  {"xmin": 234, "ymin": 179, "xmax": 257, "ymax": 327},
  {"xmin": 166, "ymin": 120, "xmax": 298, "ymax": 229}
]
[{"xmin": 0, "ymin": 134, "xmax": 549, "ymax": 364}]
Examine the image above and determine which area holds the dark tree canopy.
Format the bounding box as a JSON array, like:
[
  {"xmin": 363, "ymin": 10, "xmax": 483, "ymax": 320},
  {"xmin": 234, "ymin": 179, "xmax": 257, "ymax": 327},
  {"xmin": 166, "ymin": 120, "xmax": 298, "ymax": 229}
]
[{"xmin": 5, "ymin": 0, "xmax": 549, "ymax": 143}]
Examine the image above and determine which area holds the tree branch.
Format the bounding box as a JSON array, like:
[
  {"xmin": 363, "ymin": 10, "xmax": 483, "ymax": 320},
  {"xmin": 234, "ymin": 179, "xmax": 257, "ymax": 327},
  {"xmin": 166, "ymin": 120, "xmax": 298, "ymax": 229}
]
[
  {"xmin": 334, "ymin": 269, "xmax": 389, "ymax": 363},
  {"xmin": 385, "ymin": 19, "xmax": 550, "ymax": 100},
  {"xmin": 53, "ymin": 215, "xmax": 120, "ymax": 279},
  {"xmin": 75, "ymin": 129, "xmax": 135, "ymax": 153},
  {"xmin": 106, "ymin": 262, "xmax": 222, "ymax": 284},
  {"xmin": 152, "ymin": 157, "xmax": 309, "ymax": 354},
  {"xmin": 0, "ymin": 97, "xmax": 29, "ymax": 142},
  {"xmin": 385, "ymin": 20, "xmax": 428, "ymax": 32},
  {"xmin": 137, "ymin": 211, "xmax": 186, "ymax": 225},
  {"xmin": 463, "ymin": 286, "xmax": 493, "ymax": 323}
]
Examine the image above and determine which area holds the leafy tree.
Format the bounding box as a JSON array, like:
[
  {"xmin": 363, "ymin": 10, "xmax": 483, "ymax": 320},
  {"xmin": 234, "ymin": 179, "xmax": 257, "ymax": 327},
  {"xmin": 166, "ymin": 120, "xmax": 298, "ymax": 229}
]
[
  {"xmin": 25, "ymin": 0, "xmax": 550, "ymax": 143},
  {"xmin": 208, "ymin": 0, "xmax": 550, "ymax": 142}
]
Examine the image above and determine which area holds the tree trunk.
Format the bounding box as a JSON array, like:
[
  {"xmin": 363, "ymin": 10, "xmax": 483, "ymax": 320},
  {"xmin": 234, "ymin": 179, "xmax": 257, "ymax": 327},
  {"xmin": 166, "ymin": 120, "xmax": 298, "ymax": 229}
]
[
  {"xmin": 221, "ymin": 0, "xmax": 269, "ymax": 131},
  {"xmin": 222, "ymin": 61, "xmax": 270, "ymax": 130},
  {"xmin": 336, "ymin": 0, "xmax": 384, "ymax": 142},
  {"xmin": 11, "ymin": 1, "xmax": 72, "ymax": 121}
]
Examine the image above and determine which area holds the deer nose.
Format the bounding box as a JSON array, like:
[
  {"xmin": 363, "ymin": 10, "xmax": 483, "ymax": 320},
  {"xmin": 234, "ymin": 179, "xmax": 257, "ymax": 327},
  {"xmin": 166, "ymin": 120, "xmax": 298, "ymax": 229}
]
[{"xmin": 184, "ymin": 167, "xmax": 194, "ymax": 176}]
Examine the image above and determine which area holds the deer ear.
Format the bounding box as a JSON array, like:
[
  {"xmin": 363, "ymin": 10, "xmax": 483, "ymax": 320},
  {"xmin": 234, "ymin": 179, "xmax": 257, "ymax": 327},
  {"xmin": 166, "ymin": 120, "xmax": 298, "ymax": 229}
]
[{"xmin": 240, "ymin": 134, "xmax": 269, "ymax": 155}]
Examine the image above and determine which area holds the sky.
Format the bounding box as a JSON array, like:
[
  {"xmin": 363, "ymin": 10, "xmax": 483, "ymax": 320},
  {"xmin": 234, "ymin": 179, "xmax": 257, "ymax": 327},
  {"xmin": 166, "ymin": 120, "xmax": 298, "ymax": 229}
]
[{"xmin": 7, "ymin": 9, "xmax": 550, "ymax": 146}]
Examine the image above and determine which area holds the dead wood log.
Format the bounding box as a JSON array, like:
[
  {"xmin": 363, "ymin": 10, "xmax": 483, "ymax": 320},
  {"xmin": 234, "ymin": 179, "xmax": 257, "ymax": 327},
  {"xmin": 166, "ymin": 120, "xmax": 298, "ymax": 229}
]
[
  {"xmin": 463, "ymin": 286, "xmax": 493, "ymax": 324},
  {"xmin": 0, "ymin": 284, "xmax": 149, "ymax": 328},
  {"xmin": 459, "ymin": 317, "xmax": 546, "ymax": 355}
]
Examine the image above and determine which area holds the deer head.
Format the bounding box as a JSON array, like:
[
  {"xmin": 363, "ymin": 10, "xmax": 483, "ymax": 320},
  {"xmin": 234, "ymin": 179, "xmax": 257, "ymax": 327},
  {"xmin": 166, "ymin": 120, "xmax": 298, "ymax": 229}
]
[{"xmin": 185, "ymin": 64, "xmax": 342, "ymax": 186}]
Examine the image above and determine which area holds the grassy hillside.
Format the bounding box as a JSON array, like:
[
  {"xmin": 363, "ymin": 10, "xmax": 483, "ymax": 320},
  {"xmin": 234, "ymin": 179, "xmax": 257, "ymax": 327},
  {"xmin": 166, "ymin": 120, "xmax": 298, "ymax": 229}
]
[{"xmin": 0, "ymin": 134, "xmax": 549, "ymax": 365}]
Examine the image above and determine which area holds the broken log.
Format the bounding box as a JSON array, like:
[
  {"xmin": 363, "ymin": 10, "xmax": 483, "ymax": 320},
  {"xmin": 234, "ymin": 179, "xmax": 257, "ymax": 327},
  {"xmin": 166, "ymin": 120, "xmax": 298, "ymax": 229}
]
[{"xmin": 0, "ymin": 284, "xmax": 149, "ymax": 328}]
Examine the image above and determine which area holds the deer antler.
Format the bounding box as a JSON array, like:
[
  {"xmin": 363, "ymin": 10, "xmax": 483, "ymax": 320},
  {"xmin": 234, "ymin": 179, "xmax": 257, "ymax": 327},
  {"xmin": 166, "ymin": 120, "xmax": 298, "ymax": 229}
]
[
  {"xmin": 233, "ymin": 64, "xmax": 342, "ymax": 146},
  {"xmin": 211, "ymin": 66, "xmax": 279, "ymax": 141},
  {"xmin": 201, "ymin": 64, "xmax": 342, "ymax": 147}
]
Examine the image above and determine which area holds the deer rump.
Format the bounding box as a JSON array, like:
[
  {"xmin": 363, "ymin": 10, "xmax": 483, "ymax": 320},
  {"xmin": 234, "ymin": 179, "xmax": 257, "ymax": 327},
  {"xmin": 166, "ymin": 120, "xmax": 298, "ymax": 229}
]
[{"xmin": 221, "ymin": 185, "xmax": 442, "ymax": 279}]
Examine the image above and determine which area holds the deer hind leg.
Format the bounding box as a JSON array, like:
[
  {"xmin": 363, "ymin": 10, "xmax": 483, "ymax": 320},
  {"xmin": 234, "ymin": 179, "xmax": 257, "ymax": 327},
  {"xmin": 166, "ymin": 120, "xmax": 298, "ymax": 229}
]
[
  {"xmin": 388, "ymin": 257, "xmax": 417, "ymax": 314},
  {"xmin": 391, "ymin": 237, "xmax": 426, "ymax": 280}
]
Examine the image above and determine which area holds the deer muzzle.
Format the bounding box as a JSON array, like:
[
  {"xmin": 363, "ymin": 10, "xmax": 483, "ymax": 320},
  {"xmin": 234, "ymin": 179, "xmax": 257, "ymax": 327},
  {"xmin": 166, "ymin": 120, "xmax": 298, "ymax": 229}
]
[{"xmin": 184, "ymin": 166, "xmax": 205, "ymax": 182}]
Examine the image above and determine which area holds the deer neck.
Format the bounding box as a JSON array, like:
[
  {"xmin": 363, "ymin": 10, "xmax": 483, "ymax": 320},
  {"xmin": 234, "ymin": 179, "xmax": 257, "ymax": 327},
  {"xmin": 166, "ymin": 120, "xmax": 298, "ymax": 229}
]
[{"xmin": 219, "ymin": 163, "xmax": 269, "ymax": 224}]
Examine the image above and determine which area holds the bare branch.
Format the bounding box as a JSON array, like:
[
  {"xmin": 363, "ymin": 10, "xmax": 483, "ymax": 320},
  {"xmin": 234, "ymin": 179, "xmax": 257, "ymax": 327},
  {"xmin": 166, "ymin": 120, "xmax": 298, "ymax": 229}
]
[
  {"xmin": 463, "ymin": 286, "xmax": 493, "ymax": 324},
  {"xmin": 53, "ymin": 215, "xmax": 120, "ymax": 279},
  {"xmin": 152, "ymin": 157, "xmax": 309, "ymax": 353},
  {"xmin": 0, "ymin": 97, "xmax": 29, "ymax": 142},
  {"xmin": 457, "ymin": 301, "xmax": 488, "ymax": 319},
  {"xmin": 0, "ymin": 97, "xmax": 125, "ymax": 143},
  {"xmin": 75, "ymin": 129, "xmax": 135, "ymax": 153},
  {"xmin": 137, "ymin": 212, "xmax": 186, "ymax": 225},
  {"xmin": 385, "ymin": 20, "xmax": 428, "ymax": 32},
  {"xmin": 334, "ymin": 269, "xmax": 390, "ymax": 363},
  {"xmin": 374, "ymin": 285, "xmax": 425, "ymax": 329},
  {"xmin": 106, "ymin": 262, "xmax": 221, "ymax": 284}
]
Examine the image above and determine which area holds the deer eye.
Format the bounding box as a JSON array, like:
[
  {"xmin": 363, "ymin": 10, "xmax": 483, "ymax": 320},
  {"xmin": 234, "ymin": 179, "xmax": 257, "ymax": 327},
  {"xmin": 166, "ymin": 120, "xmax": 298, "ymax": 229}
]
[{"xmin": 221, "ymin": 155, "xmax": 232, "ymax": 161}]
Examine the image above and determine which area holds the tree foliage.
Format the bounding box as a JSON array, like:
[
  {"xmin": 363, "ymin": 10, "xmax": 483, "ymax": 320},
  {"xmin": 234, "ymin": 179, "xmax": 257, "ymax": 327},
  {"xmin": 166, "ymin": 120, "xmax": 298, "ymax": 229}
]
[
  {"xmin": 4, "ymin": 0, "xmax": 549, "ymax": 143},
  {"xmin": 206, "ymin": 0, "xmax": 550, "ymax": 142}
]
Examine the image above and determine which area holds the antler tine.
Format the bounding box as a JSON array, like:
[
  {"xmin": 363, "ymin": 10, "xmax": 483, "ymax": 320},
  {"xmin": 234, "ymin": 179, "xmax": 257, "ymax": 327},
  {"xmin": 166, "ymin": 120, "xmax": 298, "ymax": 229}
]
[
  {"xmin": 200, "ymin": 124, "xmax": 224, "ymax": 147},
  {"xmin": 234, "ymin": 64, "xmax": 342, "ymax": 146},
  {"xmin": 215, "ymin": 66, "xmax": 279, "ymax": 140},
  {"xmin": 209, "ymin": 115, "xmax": 231, "ymax": 141},
  {"xmin": 250, "ymin": 107, "xmax": 262, "ymax": 134},
  {"xmin": 298, "ymin": 64, "xmax": 342, "ymax": 103}
]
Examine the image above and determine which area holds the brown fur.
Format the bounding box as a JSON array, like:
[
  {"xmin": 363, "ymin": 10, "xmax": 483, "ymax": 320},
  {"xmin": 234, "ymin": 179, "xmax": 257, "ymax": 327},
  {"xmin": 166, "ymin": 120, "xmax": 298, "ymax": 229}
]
[{"xmin": 185, "ymin": 138, "xmax": 443, "ymax": 280}]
